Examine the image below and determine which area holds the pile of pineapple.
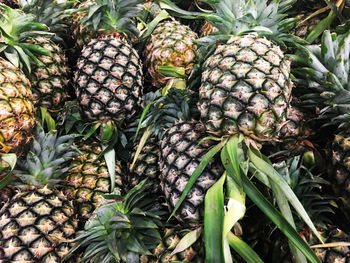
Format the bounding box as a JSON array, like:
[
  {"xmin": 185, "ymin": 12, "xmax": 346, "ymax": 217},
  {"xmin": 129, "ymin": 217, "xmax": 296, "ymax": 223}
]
[{"xmin": 1, "ymin": 0, "xmax": 350, "ymax": 262}]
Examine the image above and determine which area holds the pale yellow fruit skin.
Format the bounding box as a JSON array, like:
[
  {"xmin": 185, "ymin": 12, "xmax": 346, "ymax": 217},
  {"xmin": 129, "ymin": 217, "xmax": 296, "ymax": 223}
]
[{"xmin": 0, "ymin": 57, "xmax": 35, "ymax": 156}]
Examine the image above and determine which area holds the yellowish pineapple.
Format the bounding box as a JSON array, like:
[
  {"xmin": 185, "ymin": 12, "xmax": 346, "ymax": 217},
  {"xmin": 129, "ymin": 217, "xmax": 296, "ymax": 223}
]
[{"xmin": 0, "ymin": 57, "xmax": 35, "ymax": 156}]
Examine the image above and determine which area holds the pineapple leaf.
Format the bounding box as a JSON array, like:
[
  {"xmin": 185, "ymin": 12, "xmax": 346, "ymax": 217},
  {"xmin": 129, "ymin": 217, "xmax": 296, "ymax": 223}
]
[
  {"xmin": 103, "ymin": 147, "xmax": 115, "ymax": 192},
  {"xmin": 241, "ymin": 173, "xmax": 321, "ymax": 263},
  {"xmin": 134, "ymin": 101, "xmax": 156, "ymax": 141},
  {"xmin": 0, "ymin": 172, "xmax": 12, "ymax": 190},
  {"xmin": 20, "ymin": 42, "xmax": 52, "ymax": 57},
  {"xmin": 0, "ymin": 5, "xmax": 52, "ymax": 73},
  {"xmin": 204, "ymin": 172, "xmax": 225, "ymax": 263},
  {"xmin": 306, "ymin": 5, "xmax": 339, "ymax": 44},
  {"xmin": 136, "ymin": 9, "xmax": 170, "ymax": 47},
  {"xmin": 227, "ymin": 231, "xmax": 264, "ymax": 263},
  {"xmin": 158, "ymin": 66, "xmax": 188, "ymax": 79},
  {"xmin": 171, "ymin": 227, "xmax": 202, "ymax": 257},
  {"xmin": 39, "ymin": 107, "xmax": 56, "ymax": 131},
  {"xmin": 4, "ymin": 49, "xmax": 20, "ymax": 68},
  {"xmin": 248, "ymin": 148, "xmax": 323, "ymax": 243},
  {"xmin": 83, "ymin": 122, "xmax": 101, "ymax": 140},
  {"xmin": 130, "ymin": 125, "xmax": 152, "ymax": 171},
  {"xmin": 0, "ymin": 154, "xmax": 16, "ymax": 171},
  {"xmin": 270, "ymin": 178, "xmax": 308, "ymax": 263}
]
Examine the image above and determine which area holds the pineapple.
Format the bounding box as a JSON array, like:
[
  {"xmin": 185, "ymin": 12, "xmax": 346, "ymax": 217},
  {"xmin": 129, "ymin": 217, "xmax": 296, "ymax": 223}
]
[
  {"xmin": 64, "ymin": 140, "xmax": 126, "ymax": 220},
  {"xmin": 0, "ymin": 126, "xmax": 78, "ymax": 263},
  {"xmin": 292, "ymin": 30, "xmax": 350, "ymax": 220},
  {"xmin": 0, "ymin": 4, "xmax": 69, "ymax": 112},
  {"xmin": 25, "ymin": 37, "xmax": 69, "ymax": 112},
  {"xmin": 295, "ymin": 0, "xmax": 327, "ymax": 12},
  {"xmin": 0, "ymin": 57, "xmax": 35, "ymax": 156},
  {"xmin": 159, "ymin": 120, "xmax": 223, "ymax": 226},
  {"xmin": 143, "ymin": 17, "xmax": 199, "ymax": 87},
  {"xmin": 159, "ymin": 0, "xmax": 297, "ymax": 142},
  {"xmin": 198, "ymin": 32, "xmax": 293, "ymax": 141},
  {"xmin": 199, "ymin": 20, "xmax": 217, "ymax": 37},
  {"xmin": 21, "ymin": 0, "xmax": 75, "ymax": 45},
  {"xmin": 65, "ymin": 180, "xmax": 163, "ymax": 262},
  {"xmin": 74, "ymin": 0, "xmax": 144, "ymax": 123},
  {"xmin": 289, "ymin": 13, "xmax": 323, "ymax": 41},
  {"xmin": 331, "ymin": 130, "xmax": 350, "ymax": 216},
  {"xmin": 0, "ymin": 0, "xmax": 18, "ymax": 8},
  {"xmin": 129, "ymin": 137, "xmax": 160, "ymax": 193},
  {"xmin": 70, "ymin": 0, "xmax": 96, "ymax": 54},
  {"xmin": 141, "ymin": 227, "xmax": 205, "ymax": 262},
  {"xmin": 300, "ymin": 227, "xmax": 350, "ymax": 263},
  {"xmin": 128, "ymin": 88, "xmax": 196, "ymax": 194}
]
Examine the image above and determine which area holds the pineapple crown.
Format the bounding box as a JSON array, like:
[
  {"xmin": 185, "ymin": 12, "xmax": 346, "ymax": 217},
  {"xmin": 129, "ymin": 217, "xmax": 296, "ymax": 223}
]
[
  {"xmin": 274, "ymin": 155, "xmax": 335, "ymax": 229},
  {"xmin": 160, "ymin": 0, "xmax": 300, "ymax": 45},
  {"xmin": 136, "ymin": 88, "xmax": 198, "ymax": 141},
  {"xmin": 13, "ymin": 125, "xmax": 78, "ymax": 187},
  {"xmin": 79, "ymin": 0, "xmax": 144, "ymax": 38},
  {"xmin": 0, "ymin": 4, "xmax": 53, "ymax": 73},
  {"xmin": 66, "ymin": 179, "xmax": 162, "ymax": 262},
  {"xmin": 292, "ymin": 30, "xmax": 350, "ymax": 129},
  {"xmin": 20, "ymin": 0, "xmax": 75, "ymax": 44}
]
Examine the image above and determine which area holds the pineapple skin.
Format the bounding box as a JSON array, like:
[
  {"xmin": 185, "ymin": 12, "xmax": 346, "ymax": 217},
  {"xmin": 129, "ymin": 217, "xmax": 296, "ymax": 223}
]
[
  {"xmin": 198, "ymin": 34, "xmax": 293, "ymax": 142},
  {"xmin": 159, "ymin": 121, "xmax": 223, "ymax": 226},
  {"xmin": 0, "ymin": 0, "xmax": 18, "ymax": 8},
  {"xmin": 332, "ymin": 129, "xmax": 350, "ymax": 219},
  {"xmin": 70, "ymin": 0, "xmax": 96, "ymax": 54},
  {"xmin": 64, "ymin": 141, "xmax": 126, "ymax": 220},
  {"xmin": 199, "ymin": 20, "xmax": 217, "ymax": 37},
  {"xmin": 0, "ymin": 57, "xmax": 35, "ymax": 156},
  {"xmin": 74, "ymin": 34, "xmax": 143, "ymax": 122},
  {"xmin": 128, "ymin": 137, "xmax": 161, "ymax": 193},
  {"xmin": 301, "ymin": 227, "xmax": 350, "ymax": 263},
  {"xmin": 143, "ymin": 20, "xmax": 199, "ymax": 87},
  {"xmin": 26, "ymin": 37, "xmax": 69, "ymax": 112},
  {"xmin": 290, "ymin": 13, "xmax": 322, "ymax": 41},
  {"xmin": 0, "ymin": 186, "xmax": 78, "ymax": 263}
]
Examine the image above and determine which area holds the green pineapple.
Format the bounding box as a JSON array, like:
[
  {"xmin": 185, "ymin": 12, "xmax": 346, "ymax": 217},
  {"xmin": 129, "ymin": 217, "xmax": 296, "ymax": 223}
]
[
  {"xmin": 0, "ymin": 126, "xmax": 78, "ymax": 263},
  {"xmin": 0, "ymin": 4, "xmax": 69, "ymax": 112},
  {"xmin": 64, "ymin": 140, "xmax": 126, "ymax": 220},
  {"xmin": 65, "ymin": 180, "xmax": 163, "ymax": 262},
  {"xmin": 159, "ymin": 120, "xmax": 223, "ymax": 226},
  {"xmin": 0, "ymin": 57, "xmax": 35, "ymax": 156},
  {"xmin": 292, "ymin": 30, "xmax": 350, "ymax": 221},
  {"xmin": 74, "ymin": 0, "xmax": 144, "ymax": 122}
]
